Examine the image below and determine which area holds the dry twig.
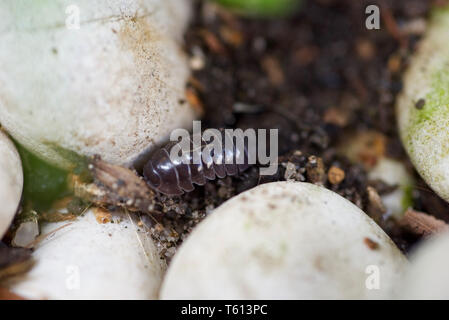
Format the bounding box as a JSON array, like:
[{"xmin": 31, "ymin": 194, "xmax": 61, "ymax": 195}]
[{"xmin": 399, "ymin": 209, "xmax": 449, "ymax": 237}]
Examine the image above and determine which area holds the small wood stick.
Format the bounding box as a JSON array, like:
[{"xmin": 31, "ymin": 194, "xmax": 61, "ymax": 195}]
[{"xmin": 399, "ymin": 209, "xmax": 449, "ymax": 237}]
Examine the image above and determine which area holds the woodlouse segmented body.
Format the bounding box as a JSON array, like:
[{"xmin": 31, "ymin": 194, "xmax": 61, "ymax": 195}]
[{"xmin": 143, "ymin": 130, "xmax": 250, "ymax": 195}]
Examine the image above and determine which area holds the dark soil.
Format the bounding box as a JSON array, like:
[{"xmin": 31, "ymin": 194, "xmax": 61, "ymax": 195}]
[{"xmin": 147, "ymin": 0, "xmax": 449, "ymax": 260}]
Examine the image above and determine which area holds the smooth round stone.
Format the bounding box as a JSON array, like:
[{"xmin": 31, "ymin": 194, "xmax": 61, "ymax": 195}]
[
  {"xmin": 396, "ymin": 7, "xmax": 449, "ymax": 202},
  {"xmin": 0, "ymin": 0, "xmax": 195, "ymax": 169},
  {"xmin": 398, "ymin": 232, "xmax": 449, "ymax": 299},
  {"xmin": 160, "ymin": 182, "xmax": 407, "ymax": 299},
  {"xmin": 8, "ymin": 210, "xmax": 165, "ymax": 300},
  {"xmin": 0, "ymin": 130, "xmax": 23, "ymax": 238}
]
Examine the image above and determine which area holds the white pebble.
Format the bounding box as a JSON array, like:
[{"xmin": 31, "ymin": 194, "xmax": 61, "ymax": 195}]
[{"xmin": 161, "ymin": 182, "xmax": 407, "ymax": 299}]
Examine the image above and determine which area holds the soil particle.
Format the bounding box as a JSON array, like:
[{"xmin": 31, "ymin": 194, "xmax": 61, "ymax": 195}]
[{"xmin": 328, "ymin": 166, "xmax": 345, "ymax": 185}]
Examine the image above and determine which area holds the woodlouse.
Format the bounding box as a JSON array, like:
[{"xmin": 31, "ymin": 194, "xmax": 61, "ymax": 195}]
[{"xmin": 143, "ymin": 130, "xmax": 251, "ymax": 195}]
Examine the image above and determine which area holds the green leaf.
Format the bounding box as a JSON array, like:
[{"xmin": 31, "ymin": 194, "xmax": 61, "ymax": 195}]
[{"xmin": 214, "ymin": 0, "xmax": 301, "ymax": 17}]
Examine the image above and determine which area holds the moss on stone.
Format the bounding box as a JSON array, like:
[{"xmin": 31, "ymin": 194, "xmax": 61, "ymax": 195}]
[{"xmin": 404, "ymin": 67, "xmax": 449, "ymax": 157}]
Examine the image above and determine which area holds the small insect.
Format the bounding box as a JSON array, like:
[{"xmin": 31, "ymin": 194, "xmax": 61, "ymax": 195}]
[{"xmin": 143, "ymin": 130, "xmax": 251, "ymax": 195}]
